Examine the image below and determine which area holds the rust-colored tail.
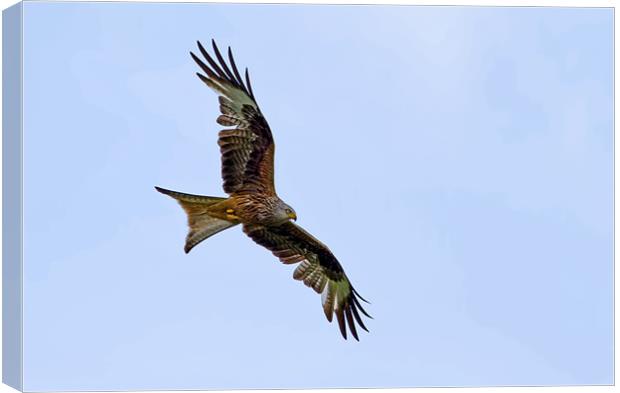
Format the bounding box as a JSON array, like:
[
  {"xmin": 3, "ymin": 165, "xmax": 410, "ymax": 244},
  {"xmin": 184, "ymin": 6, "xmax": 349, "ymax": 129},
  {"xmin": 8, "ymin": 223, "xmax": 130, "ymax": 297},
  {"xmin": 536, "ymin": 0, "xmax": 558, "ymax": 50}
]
[{"xmin": 155, "ymin": 186, "xmax": 237, "ymax": 253}]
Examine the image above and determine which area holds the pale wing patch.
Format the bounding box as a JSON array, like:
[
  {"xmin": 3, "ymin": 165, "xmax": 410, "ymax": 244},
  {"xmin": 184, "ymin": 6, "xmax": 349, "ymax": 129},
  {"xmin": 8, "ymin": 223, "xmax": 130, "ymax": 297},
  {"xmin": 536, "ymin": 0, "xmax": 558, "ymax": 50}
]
[{"xmin": 221, "ymin": 85, "xmax": 256, "ymax": 112}]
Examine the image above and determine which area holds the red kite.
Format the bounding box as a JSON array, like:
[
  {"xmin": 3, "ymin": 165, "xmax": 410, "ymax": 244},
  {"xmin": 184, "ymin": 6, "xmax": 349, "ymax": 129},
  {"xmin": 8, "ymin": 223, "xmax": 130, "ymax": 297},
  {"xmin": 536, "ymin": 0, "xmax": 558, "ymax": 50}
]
[{"xmin": 156, "ymin": 40, "xmax": 371, "ymax": 340}]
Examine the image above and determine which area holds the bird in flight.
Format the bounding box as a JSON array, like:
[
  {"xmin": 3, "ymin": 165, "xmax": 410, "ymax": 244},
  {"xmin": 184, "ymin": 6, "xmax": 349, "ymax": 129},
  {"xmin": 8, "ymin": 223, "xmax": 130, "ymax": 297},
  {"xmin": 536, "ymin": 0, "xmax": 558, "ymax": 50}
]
[{"xmin": 156, "ymin": 40, "xmax": 371, "ymax": 340}]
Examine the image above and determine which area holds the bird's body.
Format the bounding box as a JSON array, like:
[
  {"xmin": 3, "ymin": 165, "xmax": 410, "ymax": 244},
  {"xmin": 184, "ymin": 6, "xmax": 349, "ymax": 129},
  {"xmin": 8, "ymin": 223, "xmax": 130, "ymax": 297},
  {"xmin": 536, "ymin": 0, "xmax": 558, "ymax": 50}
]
[
  {"xmin": 156, "ymin": 40, "xmax": 370, "ymax": 340},
  {"xmin": 207, "ymin": 193, "xmax": 287, "ymax": 225},
  {"xmin": 229, "ymin": 192, "xmax": 295, "ymax": 225}
]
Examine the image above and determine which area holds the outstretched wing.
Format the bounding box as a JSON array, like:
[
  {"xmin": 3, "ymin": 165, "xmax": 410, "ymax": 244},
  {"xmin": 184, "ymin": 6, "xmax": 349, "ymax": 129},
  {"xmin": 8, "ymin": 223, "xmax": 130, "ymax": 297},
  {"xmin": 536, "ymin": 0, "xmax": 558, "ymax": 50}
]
[
  {"xmin": 191, "ymin": 40, "xmax": 275, "ymax": 196},
  {"xmin": 243, "ymin": 221, "xmax": 371, "ymax": 341}
]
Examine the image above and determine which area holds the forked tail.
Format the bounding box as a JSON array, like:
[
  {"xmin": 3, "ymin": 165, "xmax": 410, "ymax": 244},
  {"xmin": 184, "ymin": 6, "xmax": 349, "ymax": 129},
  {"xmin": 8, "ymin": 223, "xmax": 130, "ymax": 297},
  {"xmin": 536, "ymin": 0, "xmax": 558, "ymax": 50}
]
[{"xmin": 155, "ymin": 186, "xmax": 237, "ymax": 253}]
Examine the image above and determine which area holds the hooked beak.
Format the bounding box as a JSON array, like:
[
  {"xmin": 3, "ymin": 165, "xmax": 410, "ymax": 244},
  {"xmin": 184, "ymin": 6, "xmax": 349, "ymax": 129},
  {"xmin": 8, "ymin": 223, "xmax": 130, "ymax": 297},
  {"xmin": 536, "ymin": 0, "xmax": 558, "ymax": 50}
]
[{"xmin": 288, "ymin": 212, "xmax": 297, "ymax": 221}]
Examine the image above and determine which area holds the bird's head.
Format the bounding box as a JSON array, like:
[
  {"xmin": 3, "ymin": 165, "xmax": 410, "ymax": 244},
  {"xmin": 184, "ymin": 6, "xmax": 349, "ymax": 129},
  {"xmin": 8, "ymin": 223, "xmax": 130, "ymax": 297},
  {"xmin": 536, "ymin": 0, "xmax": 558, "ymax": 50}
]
[{"xmin": 276, "ymin": 201, "xmax": 297, "ymax": 222}]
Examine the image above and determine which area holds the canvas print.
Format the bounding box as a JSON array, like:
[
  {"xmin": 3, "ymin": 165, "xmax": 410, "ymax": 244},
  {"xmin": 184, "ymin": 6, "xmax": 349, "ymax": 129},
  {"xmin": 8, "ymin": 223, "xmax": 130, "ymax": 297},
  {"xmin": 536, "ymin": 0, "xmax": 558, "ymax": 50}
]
[{"xmin": 2, "ymin": 1, "xmax": 613, "ymax": 391}]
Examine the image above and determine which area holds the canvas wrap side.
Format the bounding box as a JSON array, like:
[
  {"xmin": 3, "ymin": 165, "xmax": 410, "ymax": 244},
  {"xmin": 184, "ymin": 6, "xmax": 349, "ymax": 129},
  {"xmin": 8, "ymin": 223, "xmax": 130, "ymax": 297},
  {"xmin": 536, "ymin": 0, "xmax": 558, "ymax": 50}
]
[{"xmin": 3, "ymin": 2, "xmax": 23, "ymax": 390}]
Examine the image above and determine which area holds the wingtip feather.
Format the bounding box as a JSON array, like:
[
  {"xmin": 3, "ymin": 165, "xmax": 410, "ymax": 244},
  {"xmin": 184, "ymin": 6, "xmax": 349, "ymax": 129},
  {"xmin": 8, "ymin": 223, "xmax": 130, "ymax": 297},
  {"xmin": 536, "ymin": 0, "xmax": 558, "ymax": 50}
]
[
  {"xmin": 211, "ymin": 39, "xmax": 235, "ymax": 81},
  {"xmin": 335, "ymin": 308, "xmax": 347, "ymax": 340},
  {"xmin": 350, "ymin": 301, "xmax": 369, "ymax": 332},
  {"xmin": 352, "ymin": 287, "xmax": 371, "ymax": 304},
  {"xmin": 345, "ymin": 306, "xmax": 359, "ymax": 341}
]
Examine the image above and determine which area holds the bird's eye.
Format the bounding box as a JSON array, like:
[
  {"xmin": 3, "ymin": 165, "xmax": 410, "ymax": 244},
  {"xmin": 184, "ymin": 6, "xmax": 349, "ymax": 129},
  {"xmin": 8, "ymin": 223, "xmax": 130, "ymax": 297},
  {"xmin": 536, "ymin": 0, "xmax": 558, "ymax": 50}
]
[{"xmin": 285, "ymin": 208, "xmax": 292, "ymax": 214}]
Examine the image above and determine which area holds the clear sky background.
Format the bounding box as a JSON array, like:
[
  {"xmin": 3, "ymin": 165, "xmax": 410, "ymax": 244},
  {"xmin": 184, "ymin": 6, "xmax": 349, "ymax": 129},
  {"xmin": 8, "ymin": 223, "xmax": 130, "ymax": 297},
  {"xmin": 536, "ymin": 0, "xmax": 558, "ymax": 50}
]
[{"xmin": 21, "ymin": 2, "xmax": 612, "ymax": 390}]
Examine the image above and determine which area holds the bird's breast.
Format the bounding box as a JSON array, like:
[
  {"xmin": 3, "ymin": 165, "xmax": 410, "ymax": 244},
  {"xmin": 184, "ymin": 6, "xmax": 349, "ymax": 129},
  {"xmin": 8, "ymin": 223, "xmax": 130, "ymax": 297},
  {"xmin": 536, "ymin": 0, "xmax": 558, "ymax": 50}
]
[{"xmin": 233, "ymin": 194, "xmax": 282, "ymax": 225}]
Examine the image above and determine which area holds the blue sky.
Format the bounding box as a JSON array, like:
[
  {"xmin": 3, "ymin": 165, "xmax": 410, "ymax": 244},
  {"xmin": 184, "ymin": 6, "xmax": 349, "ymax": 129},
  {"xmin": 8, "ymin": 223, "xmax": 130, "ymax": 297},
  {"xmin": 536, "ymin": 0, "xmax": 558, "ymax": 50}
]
[{"xmin": 20, "ymin": 2, "xmax": 612, "ymax": 390}]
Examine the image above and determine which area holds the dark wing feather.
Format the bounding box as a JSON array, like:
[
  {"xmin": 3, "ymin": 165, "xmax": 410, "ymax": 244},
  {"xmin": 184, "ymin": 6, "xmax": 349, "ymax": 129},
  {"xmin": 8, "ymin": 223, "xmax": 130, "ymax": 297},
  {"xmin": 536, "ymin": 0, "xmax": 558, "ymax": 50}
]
[
  {"xmin": 243, "ymin": 221, "xmax": 371, "ymax": 341},
  {"xmin": 191, "ymin": 40, "xmax": 275, "ymax": 195}
]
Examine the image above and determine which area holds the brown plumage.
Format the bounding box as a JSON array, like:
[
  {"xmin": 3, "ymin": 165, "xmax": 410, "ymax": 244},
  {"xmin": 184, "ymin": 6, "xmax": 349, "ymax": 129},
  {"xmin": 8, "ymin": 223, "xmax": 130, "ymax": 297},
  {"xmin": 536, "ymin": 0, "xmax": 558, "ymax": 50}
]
[{"xmin": 156, "ymin": 40, "xmax": 371, "ymax": 340}]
